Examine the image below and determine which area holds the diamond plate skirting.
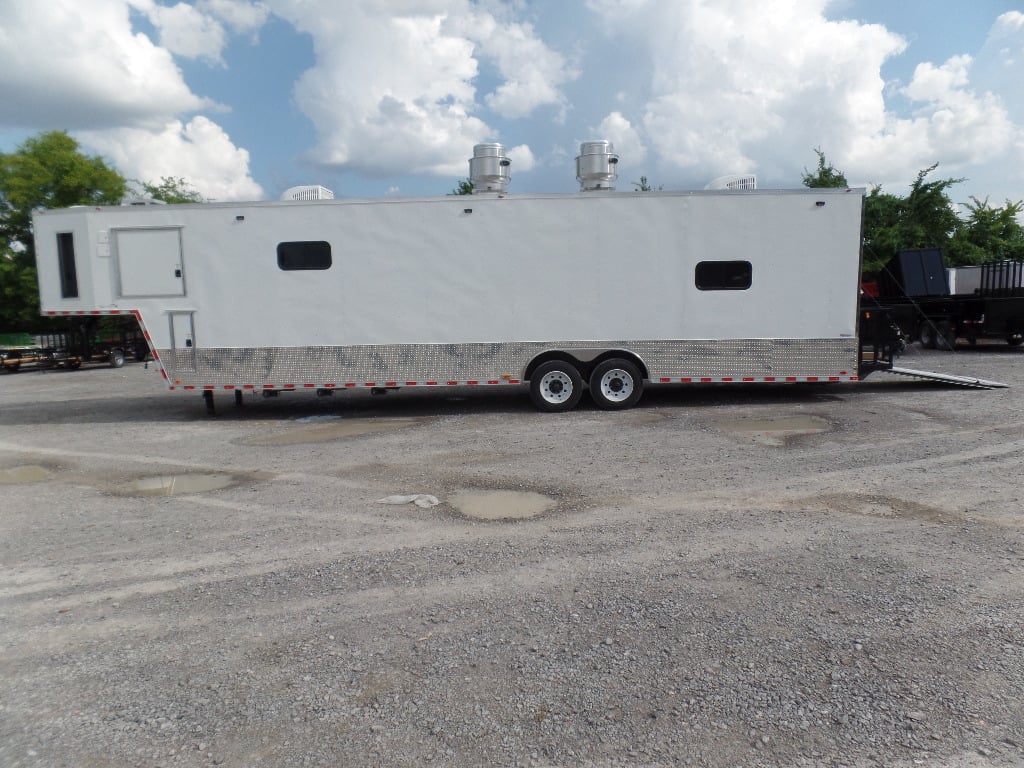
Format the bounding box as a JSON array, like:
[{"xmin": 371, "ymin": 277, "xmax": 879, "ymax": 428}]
[{"xmin": 158, "ymin": 338, "xmax": 858, "ymax": 387}]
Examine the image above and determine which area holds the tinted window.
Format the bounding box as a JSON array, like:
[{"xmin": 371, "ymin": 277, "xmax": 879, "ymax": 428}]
[
  {"xmin": 277, "ymin": 241, "xmax": 332, "ymax": 270},
  {"xmin": 695, "ymin": 260, "xmax": 752, "ymax": 291},
  {"xmin": 57, "ymin": 232, "xmax": 79, "ymax": 298}
]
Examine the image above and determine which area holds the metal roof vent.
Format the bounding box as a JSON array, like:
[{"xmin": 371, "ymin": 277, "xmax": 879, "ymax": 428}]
[
  {"xmin": 576, "ymin": 140, "xmax": 618, "ymax": 191},
  {"xmin": 469, "ymin": 143, "xmax": 511, "ymax": 193},
  {"xmin": 704, "ymin": 174, "xmax": 757, "ymax": 191},
  {"xmin": 281, "ymin": 185, "xmax": 335, "ymax": 201}
]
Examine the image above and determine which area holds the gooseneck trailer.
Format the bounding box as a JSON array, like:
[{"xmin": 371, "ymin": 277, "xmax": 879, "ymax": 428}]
[{"xmin": 30, "ymin": 143, "xmax": 1000, "ymax": 413}]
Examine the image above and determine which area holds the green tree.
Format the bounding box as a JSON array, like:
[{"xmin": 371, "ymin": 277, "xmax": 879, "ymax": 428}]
[
  {"xmin": 449, "ymin": 178, "xmax": 474, "ymax": 195},
  {"xmin": 632, "ymin": 176, "xmax": 661, "ymax": 192},
  {"xmin": 900, "ymin": 164, "xmax": 962, "ymax": 247},
  {"xmin": 0, "ymin": 131, "xmax": 125, "ymax": 330},
  {"xmin": 860, "ymin": 164, "xmax": 964, "ymax": 276},
  {"xmin": 861, "ymin": 187, "xmax": 905, "ymax": 275},
  {"xmin": 141, "ymin": 176, "xmax": 205, "ymax": 204},
  {"xmin": 947, "ymin": 197, "xmax": 1024, "ymax": 266},
  {"xmin": 801, "ymin": 148, "xmax": 848, "ymax": 188}
]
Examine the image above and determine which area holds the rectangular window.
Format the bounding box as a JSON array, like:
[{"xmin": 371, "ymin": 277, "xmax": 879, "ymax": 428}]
[
  {"xmin": 57, "ymin": 232, "xmax": 79, "ymax": 298},
  {"xmin": 277, "ymin": 241, "xmax": 332, "ymax": 270},
  {"xmin": 695, "ymin": 260, "xmax": 752, "ymax": 291}
]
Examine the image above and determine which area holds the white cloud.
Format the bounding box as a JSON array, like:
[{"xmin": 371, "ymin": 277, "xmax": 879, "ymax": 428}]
[
  {"xmin": 200, "ymin": 0, "xmax": 271, "ymax": 36},
  {"xmin": 587, "ymin": 0, "xmax": 909, "ymax": 184},
  {"xmin": 592, "ymin": 111, "xmax": 647, "ymax": 166},
  {"xmin": 128, "ymin": 0, "xmax": 228, "ymax": 65},
  {"xmin": 0, "ymin": 0, "xmax": 210, "ymax": 129},
  {"xmin": 126, "ymin": 0, "xmax": 269, "ymax": 64},
  {"xmin": 0, "ymin": 1, "xmax": 264, "ymax": 202},
  {"xmin": 77, "ymin": 117, "xmax": 264, "ymax": 201},
  {"xmin": 506, "ymin": 144, "xmax": 536, "ymax": 173},
  {"xmin": 850, "ymin": 55, "xmax": 1016, "ymax": 175},
  {"xmin": 980, "ymin": 12, "xmax": 1024, "ymax": 122},
  {"xmin": 266, "ymin": 0, "xmax": 573, "ymax": 176},
  {"xmin": 582, "ymin": 1, "xmax": 1024, "ymax": 204},
  {"xmin": 446, "ymin": 7, "xmax": 579, "ymax": 121}
]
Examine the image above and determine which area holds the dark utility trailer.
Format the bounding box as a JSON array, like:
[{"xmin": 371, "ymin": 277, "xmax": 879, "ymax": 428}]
[
  {"xmin": 34, "ymin": 315, "xmax": 149, "ymax": 370},
  {"xmin": 875, "ymin": 248, "xmax": 1024, "ymax": 349}
]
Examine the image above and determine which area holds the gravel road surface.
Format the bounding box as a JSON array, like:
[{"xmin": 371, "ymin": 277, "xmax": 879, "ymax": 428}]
[{"xmin": 1, "ymin": 346, "xmax": 1023, "ymax": 767}]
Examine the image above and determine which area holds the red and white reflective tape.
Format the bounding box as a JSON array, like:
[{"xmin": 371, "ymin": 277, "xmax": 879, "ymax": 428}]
[
  {"xmin": 45, "ymin": 309, "xmax": 125, "ymax": 316},
  {"xmin": 167, "ymin": 379, "xmax": 524, "ymax": 392},
  {"xmin": 657, "ymin": 375, "xmax": 858, "ymax": 383}
]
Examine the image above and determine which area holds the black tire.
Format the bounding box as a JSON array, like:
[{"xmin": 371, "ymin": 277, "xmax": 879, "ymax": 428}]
[
  {"xmin": 936, "ymin": 323, "xmax": 956, "ymax": 351},
  {"xmin": 133, "ymin": 342, "xmax": 149, "ymax": 361},
  {"xmin": 919, "ymin": 322, "xmax": 937, "ymax": 349},
  {"xmin": 589, "ymin": 358, "xmax": 644, "ymax": 410},
  {"xmin": 529, "ymin": 360, "xmax": 584, "ymax": 412},
  {"xmin": 1007, "ymin": 336, "xmax": 1023, "ymax": 347},
  {"xmin": 108, "ymin": 348, "xmax": 126, "ymax": 368}
]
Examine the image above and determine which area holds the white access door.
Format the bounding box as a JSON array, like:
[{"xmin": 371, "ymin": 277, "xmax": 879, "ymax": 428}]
[{"xmin": 115, "ymin": 228, "xmax": 185, "ymax": 297}]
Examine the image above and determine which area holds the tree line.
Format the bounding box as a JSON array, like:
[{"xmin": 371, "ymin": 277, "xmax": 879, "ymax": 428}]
[
  {"xmin": 3, "ymin": 131, "xmax": 1023, "ymax": 332},
  {"xmin": 802, "ymin": 148, "xmax": 1024, "ymax": 275}
]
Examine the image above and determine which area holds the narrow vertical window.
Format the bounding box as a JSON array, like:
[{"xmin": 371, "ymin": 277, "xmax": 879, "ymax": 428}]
[{"xmin": 57, "ymin": 232, "xmax": 79, "ymax": 298}]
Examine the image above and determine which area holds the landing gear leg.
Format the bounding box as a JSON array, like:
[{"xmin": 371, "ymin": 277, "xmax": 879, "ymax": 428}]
[
  {"xmin": 203, "ymin": 390, "xmax": 215, "ymax": 416},
  {"xmin": 234, "ymin": 390, "xmax": 243, "ymax": 408}
]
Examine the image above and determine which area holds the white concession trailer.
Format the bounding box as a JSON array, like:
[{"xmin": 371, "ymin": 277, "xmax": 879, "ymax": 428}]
[{"xmin": 32, "ymin": 145, "xmax": 870, "ymax": 412}]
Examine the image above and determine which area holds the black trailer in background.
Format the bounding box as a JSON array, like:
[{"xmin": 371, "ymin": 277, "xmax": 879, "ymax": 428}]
[
  {"xmin": 33, "ymin": 315, "xmax": 149, "ymax": 369},
  {"xmin": 872, "ymin": 248, "xmax": 1024, "ymax": 349}
]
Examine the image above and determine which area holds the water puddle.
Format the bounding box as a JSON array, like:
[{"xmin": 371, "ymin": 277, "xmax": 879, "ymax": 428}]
[
  {"xmin": 242, "ymin": 417, "xmax": 424, "ymax": 446},
  {"xmin": 715, "ymin": 415, "xmax": 830, "ymax": 446},
  {"xmin": 449, "ymin": 490, "xmax": 557, "ymax": 520},
  {"xmin": 0, "ymin": 465, "xmax": 52, "ymax": 484},
  {"xmin": 627, "ymin": 411, "xmax": 671, "ymax": 425},
  {"xmin": 124, "ymin": 473, "xmax": 238, "ymax": 496},
  {"xmin": 811, "ymin": 493, "xmax": 954, "ymax": 524}
]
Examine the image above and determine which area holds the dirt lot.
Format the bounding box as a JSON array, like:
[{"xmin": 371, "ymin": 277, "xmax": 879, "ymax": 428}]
[{"xmin": 1, "ymin": 347, "xmax": 1023, "ymax": 768}]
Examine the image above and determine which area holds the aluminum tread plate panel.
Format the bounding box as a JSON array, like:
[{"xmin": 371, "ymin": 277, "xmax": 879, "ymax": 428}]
[{"xmin": 159, "ymin": 339, "xmax": 857, "ymax": 386}]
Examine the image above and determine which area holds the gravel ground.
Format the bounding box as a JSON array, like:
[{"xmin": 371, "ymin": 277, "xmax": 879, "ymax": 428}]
[{"xmin": 1, "ymin": 345, "xmax": 1023, "ymax": 768}]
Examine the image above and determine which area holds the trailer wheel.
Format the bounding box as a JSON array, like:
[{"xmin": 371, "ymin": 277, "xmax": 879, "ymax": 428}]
[
  {"xmin": 936, "ymin": 323, "xmax": 956, "ymax": 350},
  {"xmin": 589, "ymin": 358, "xmax": 644, "ymax": 410},
  {"xmin": 108, "ymin": 348, "xmax": 126, "ymax": 368},
  {"xmin": 919, "ymin": 322, "xmax": 937, "ymax": 349},
  {"xmin": 529, "ymin": 360, "xmax": 583, "ymax": 412}
]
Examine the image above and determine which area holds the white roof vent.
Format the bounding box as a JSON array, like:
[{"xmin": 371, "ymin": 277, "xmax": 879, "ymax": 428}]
[
  {"xmin": 469, "ymin": 143, "xmax": 511, "ymax": 193},
  {"xmin": 576, "ymin": 140, "xmax": 619, "ymax": 191},
  {"xmin": 281, "ymin": 185, "xmax": 335, "ymax": 201},
  {"xmin": 121, "ymin": 193, "xmax": 167, "ymax": 206},
  {"xmin": 705, "ymin": 174, "xmax": 757, "ymax": 191}
]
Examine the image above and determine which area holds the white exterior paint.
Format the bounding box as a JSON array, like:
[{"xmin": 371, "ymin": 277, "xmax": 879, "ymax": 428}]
[{"xmin": 32, "ymin": 187, "xmax": 866, "ymax": 399}]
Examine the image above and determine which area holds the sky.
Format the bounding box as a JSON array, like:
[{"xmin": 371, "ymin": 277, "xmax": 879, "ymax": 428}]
[{"xmin": 0, "ymin": 0, "xmax": 1022, "ymax": 209}]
